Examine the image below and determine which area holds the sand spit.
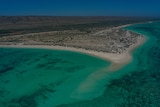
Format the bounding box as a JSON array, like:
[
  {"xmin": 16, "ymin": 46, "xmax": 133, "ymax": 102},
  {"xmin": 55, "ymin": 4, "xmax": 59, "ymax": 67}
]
[
  {"xmin": 0, "ymin": 35, "xmax": 145, "ymax": 71},
  {"xmin": 0, "ymin": 25, "xmax": 147, "ymax": 100},
  {"xmin": 0, "ymin": 24, "xmax": 147, "ymax": 70}
]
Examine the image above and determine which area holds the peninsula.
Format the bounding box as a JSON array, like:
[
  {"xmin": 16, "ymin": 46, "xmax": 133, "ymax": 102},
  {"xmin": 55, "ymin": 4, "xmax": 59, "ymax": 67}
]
[{"xmin": 0, "ymin": 16, "xmax": 148, "ymax": 70}]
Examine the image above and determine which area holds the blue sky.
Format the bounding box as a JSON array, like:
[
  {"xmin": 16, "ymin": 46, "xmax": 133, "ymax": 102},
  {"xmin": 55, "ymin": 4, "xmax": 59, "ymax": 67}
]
[{"xmin": 0, "ymin": 0, "xmax": 160, "ymax": 16}]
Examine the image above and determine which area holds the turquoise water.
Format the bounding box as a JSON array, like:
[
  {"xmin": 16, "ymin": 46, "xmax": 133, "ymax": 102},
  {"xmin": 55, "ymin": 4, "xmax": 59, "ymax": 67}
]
[
  {"xmin": 0, "ymin": 48, "xmax": 110, "ymax": 107},
  {"xmin": 1, "ymin": 21, "xmax": 160, "ymax": 107},
  {"xmin": 57, "ymin": 22, "xmax": 160, "ymax": 107}
]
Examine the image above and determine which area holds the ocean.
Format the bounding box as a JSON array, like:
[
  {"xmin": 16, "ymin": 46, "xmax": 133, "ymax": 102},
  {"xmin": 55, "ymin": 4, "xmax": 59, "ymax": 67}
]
[
  {"xmin": 0, "ymin": 48, "xmax": 110, "ymax": 107},
  {"xmin": 57, "ymin": 21, "xmax": 160, "ymax": 107},
  {"xmin": 0, "ymin": 21, "xmax": 160, "ymax": 107}
]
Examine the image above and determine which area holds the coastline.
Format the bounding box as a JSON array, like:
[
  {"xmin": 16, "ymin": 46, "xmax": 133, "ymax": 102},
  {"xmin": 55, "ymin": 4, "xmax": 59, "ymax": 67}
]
[
  {"xmin": 0, "ymin": 33, "xmax": 146, "ymax": 71},
  {"xmin": 0, "ymin": 23, "xmax": 148, "ymax": 71},
  {"xmin": 0, "ymin": 24, "xmax": 147, "ymax": 101}
]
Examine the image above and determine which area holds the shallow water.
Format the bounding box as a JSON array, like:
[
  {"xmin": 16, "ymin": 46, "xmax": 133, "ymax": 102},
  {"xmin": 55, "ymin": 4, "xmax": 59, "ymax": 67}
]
[
  {"xmin": 57, "ymin": 22, "xmax": 160, "ymax": 107},
  {"xmin": 1, "ymin": 21, "xmax": 160, "ymax": 107},
  {"xmin": 0, "ymin": 48, "xmax": 111, "ymax": 107}
]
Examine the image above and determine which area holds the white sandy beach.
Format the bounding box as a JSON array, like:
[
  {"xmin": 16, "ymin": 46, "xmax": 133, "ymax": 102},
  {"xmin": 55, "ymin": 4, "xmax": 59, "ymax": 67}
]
[
  {"xmin": 0, "ymin": 23, "xmax": 147, "ymax": 71},
  {"xmin": 0, "ymin": 35, "xmax": 146, "ymax": 71},
  {"xmin": 0, "ymin": 25, "xmax": 147, "ymax": 101}
]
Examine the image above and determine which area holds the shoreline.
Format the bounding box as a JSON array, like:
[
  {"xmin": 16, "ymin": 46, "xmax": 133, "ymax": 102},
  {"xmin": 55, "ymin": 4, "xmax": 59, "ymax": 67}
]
[
  {"xmin": 0, "ymin": 33, "xmax": 146, "ymax": 71},
  {"xmin": 0, "ymin": 23, "xmax": 148, "ymax": 71},
  {"xmin": 0, "ymin": 25, "xmax": 147, "ymax": 100},
  {"xmin": 0, "ymin": 31, "xmax": 147, "ymax": 100}
]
